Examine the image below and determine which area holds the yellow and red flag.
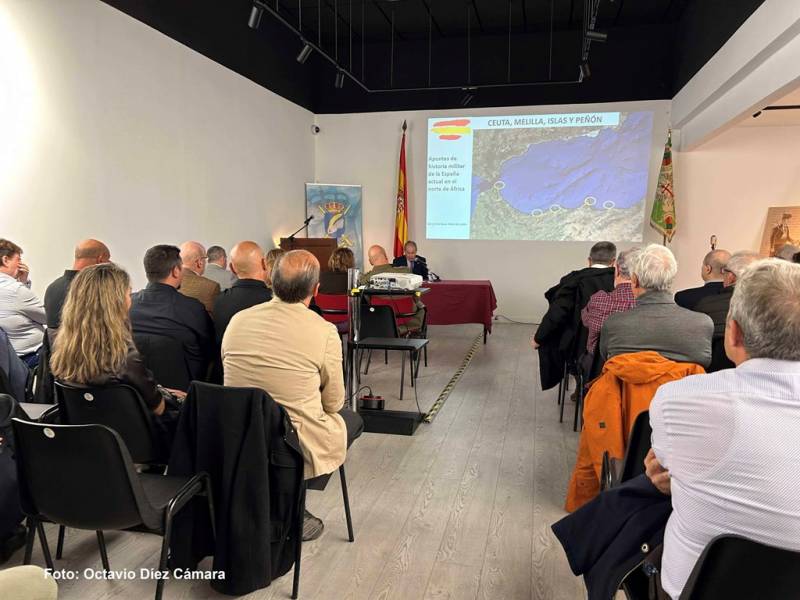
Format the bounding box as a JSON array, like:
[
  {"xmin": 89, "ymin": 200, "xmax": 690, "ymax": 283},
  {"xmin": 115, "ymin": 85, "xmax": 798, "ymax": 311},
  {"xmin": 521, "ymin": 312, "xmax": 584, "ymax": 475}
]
[{"xmin": 394, "ymin": 121, "xmax": 409, "ymax": 258}]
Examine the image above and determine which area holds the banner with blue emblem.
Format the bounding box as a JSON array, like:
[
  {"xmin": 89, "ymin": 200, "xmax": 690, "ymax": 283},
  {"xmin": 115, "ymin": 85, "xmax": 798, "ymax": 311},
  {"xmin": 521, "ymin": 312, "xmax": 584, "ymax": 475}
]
[{"xmin": 305, "ymin": 183, "xmax": 364, "ymax": 269}]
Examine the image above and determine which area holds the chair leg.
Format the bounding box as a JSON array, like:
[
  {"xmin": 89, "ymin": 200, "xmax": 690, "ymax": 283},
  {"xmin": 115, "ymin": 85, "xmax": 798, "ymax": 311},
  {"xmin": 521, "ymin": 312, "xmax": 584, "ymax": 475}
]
[
  {"xmin": 573, "ymin": 373, "xmax": 585, "ymax": 432},
  {"xmin": 292, "ymin": 488, "xmax": 306, "ymax": 600},
  {"xmin": 155, "ymin": 514, "xmax": 174, "ymax": 600},
  {"xmin": 36, "ymin": 521, "xmax": 54, "ymax": 571},
  {"xmin": 384, "ymin": 349, "xmax": 388, "ymax": 364},
  {"xmin": 557, "ymin": 375, "xmax": 564, "ymax": 406},
  {"xmin": 23, "ymin": 518, "xmax": 35, "ymax": 565},
  {"xmin": 409, "ymin": 351, "xmax": 415, "ymax": 388},
  {"xmin": 56, "ymin": 525, "xmax": 65, "ymax": 559},
  {"xmin": 400, "ymin": 352, "xmax": 405, "ymax": 400},
  {"xmin": 423, "ymin": 343, "xmax": 428, "ymax": 367},
  {"xmin": 364, "ymin": 349, "xmax": 373, "ymax": 375},
  {"xmin": 96, "ymin": 531, "xmax": 111, "ymax": 572},
  {"xmin": 339, "ymin": 465, "xmax": 354, "ymax": 542}
]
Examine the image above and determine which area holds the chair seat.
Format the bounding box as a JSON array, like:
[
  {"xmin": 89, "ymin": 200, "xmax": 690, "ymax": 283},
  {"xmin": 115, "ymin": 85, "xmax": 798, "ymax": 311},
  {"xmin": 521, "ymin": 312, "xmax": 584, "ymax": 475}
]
[
  {"xmin": 138, "ymin": 474, "xmax": 196, "ymax": 512},
  {"xmin": 352, "ymin": 337, "xmax": 428, "ymax": 351}
]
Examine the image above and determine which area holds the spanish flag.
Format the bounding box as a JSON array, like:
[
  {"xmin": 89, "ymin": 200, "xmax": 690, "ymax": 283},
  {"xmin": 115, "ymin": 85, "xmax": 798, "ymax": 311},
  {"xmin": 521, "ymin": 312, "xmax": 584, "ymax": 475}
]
[{"xmin": 394, "ymin": 121, "xmax": 409, "ymax": 258}]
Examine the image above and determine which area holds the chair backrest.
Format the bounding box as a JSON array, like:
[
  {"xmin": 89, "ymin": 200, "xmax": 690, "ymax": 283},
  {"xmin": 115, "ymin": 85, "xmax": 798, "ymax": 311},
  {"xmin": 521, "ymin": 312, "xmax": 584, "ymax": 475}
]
[
  {"xmin": 55, "ymin": 381, "xmax": 164, "ymax": 464},
  {"xmin": 370, "ymin": 295, "xmax": 416, "ymax": 316},
  {"xmin": 682, "ymin": 534, "xmax": 800, "ymax": 599},
  {"xmin": 133, "ymin": 332, "xmax": 192, "ymax": 391},
  {"xmin": 359, "ymin": 304, "xmax": 398, "ymax": 339},
  {"xmin": 619, "ymin": 409, "xmax": 652, "ymax": 483},
  {"xmin": 11, "ymin": 419, "xmax": 160, "ymax": 531},
  {"xmin": 315, "ymin": 293, "xmax": 349, "ymax": 324}
]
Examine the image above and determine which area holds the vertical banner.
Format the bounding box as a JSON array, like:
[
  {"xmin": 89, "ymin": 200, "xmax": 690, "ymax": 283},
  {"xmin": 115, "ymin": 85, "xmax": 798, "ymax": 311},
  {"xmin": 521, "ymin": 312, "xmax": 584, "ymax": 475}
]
[
  {"xmin": 305, "ymin": 183, "xmax": 364, "ymax": 269},
  {"xmin": 650, "ymin": 130, "xmax": 676, "ymax": 243},
  {"xmin": 394, "ymin": 121, "xmax": 409, "ymax": 258}
]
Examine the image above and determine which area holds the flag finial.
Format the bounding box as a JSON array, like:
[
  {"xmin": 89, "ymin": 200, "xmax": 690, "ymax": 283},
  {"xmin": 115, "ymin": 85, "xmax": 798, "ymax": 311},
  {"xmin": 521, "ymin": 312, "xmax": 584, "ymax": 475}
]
[{"xmin": 402, "ymin": 120, "xmax": 407, "ymax": 132}]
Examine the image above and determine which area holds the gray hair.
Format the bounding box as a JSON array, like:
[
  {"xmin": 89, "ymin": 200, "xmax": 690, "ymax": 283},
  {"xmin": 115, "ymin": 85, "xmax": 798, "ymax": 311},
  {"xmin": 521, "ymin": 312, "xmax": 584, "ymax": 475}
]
[
  {"xmin": 703, "ymin": 249, "xmax": 731, "ymax": 276},
  {"xmin": 207, "ymin": 245, "xmax": 226, "ymax": 263},
  {"xmin": 777, "ymin": 244, "xmax": 800, "ymax": 261},
  {"xmin": 631, "ymin": 244, "xmax": 677, "ymax": 292},
  {"xmin": 616, "ymin": 248, "xmax": 639, "ymax": 279},
  {"xmin": 728, "ymin": 258, "xmax": 800, "ymax": 361},
  {"xmin": 725, "ymin": 251, "xmax": 761, "ymax": 280},
  {"xmin": 589, "ymin": 241, "xmax": 617, "ymax": 265},
  {"xmin": 271, "ymin": 250, "xmax": 320, "ymax": 303}
]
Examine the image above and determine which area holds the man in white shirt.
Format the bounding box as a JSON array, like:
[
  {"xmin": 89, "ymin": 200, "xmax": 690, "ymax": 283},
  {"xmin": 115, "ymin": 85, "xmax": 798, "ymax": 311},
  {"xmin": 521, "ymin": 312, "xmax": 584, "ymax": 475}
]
[
  {"xmin": 0, "ymin": 239, "xmax": 46, "ymax": 367},
  {"xmin": 646, "ymin": 258, "xmax": 800, "ymax": 599}
]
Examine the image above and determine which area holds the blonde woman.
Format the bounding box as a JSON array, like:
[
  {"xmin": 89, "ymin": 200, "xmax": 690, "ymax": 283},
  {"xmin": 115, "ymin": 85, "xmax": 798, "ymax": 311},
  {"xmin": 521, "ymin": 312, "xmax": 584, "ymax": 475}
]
[
  {"xmin": 264, "ymin": 248, "xmax": 285, "ymax": 289},
  {"xmin": 319, "ymin": 247, "xmax": 355, "ymax": 294},
  {"xmin": 50, "ymin": 263, "xmax": 185, "ymax": 423}
]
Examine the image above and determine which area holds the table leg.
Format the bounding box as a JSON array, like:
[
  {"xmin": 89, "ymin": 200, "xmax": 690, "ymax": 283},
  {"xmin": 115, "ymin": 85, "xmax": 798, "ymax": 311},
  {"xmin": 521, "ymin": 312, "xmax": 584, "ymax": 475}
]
[{"xmin": 483, "ymin": 326, "xmax": 488, "ymax": 344}]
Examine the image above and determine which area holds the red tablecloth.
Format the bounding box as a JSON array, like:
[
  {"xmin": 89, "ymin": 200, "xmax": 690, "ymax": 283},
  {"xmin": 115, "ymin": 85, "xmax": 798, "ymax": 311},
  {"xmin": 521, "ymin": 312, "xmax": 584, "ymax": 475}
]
[{"xmin": 423, "ymin": 280, "xmax": 498, "ymax": 332}]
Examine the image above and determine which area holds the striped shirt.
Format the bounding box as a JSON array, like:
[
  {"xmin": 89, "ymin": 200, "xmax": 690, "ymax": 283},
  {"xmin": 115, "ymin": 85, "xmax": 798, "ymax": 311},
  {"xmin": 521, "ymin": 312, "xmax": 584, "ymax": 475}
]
[
  {"xmin": 0, "ymin": 272, "xmax": 46, "ymax": 355},
  {"xmin": 650, "ymin": 359, "xmax": 800, "ymax": 599}
]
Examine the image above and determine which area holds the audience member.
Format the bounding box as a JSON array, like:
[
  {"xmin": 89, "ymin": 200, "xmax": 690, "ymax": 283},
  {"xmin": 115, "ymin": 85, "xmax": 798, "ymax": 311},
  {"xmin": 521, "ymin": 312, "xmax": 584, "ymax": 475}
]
[
  {"xmin": 693, "ymin": 251, "xmax": 760, "ymax": 371},
  {"xmin": 43, "ymin": 239, "xmax": 111, "ymax": 329},
  {"xmin": 204, "ymin": 245, "xmax": 237, "ymax": 291},
  {"xmin": 0, "ymin": 239, "xmax": 45, "ymax": 367},
  {"xmin": 178, "ymin": 241, "xmax": 220, "ymax": 313},
  {"xmin": 794, "ymin": 251, "xmax": 800, "ymax": 264},
  {"xmin": 264, "ymin": 248, "xmax": 285, "ymax": 289},
  {"xmin": 647, "ymin": 258, "xmax": 800, "ymax": 599},
  {"xmin": 580, "ymin": 248, "xmax": 638, "ymax": 355},
  {"xmin": 769, "ymin": 212, "xmax": 795, "ymax": 256},
  {"xmin": 213, "ymin": 241, "xmax": 272, "ymax": 345},
  {"xmin": 129, "ymin": 245, "xmax": 215, "ymax": 381},
  {"xmin": 360, "ymin": 244, "xmax": 425, "ymax": 333},
  {"xmin": 50, "ymin": 263, "xmax": 184, "ymax": 446},
  {"xmin": 319, "ymin": 247, "xmax": 355, "ymax": 294},
  {"xmin": 222, "ymin": 250, "xmax": 363, "ymax": 540},
  {"xmin": 673, "ymin": 248, "xmax": 731, "ymax": 309},
  {"xmin": 532, "ymin": 241, "xmax": 616, "ymax": 390},
  {"xmin": 600, "ymin": 244, "xmax": 713, "ymax": 367},
  {"xmin": 392, "ymin": 240, "xmax": 429, "ymax": 280},
  {"xmin": 776, "ymin": 243, "xmax": 800, "ymax": 261}
]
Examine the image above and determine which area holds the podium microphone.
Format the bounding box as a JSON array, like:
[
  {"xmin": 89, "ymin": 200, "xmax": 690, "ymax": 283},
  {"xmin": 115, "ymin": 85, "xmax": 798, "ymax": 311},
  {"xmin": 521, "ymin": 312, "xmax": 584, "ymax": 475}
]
[{"xmin": 287, "ymin": 215, "xmax": 314, "ymax": 240}]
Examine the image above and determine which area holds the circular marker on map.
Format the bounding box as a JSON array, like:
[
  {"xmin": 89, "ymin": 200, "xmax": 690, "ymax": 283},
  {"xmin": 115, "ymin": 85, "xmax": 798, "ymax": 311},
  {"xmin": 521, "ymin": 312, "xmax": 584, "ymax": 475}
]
[
  {"xmin": 603, "ymin": 200, "xmax": 616, "ymax": 209},
  {"xmin": 494, "ymin": 181, "xmax": 506, "ymax": 190},
  {"xmin": 549, "ymin": 204, "xmax": 562, "ymax": 213},
  {"xmin": 531, "ymin": 209, "xmax": 544, "ymax": 217},
  {"xmin": 584, "ymin": 196, "xmax": 597, "ymax": 206}
]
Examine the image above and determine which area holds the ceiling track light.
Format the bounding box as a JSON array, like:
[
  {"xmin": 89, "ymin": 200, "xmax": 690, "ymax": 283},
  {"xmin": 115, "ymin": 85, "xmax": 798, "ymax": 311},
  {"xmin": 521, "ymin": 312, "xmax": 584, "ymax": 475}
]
[
  {"xmin": 248, "ymin": 4, "xmax": 264, "ymax": 30},
  {"xmin": 585, "ymin": 29, "xmax": 608, "ymax": 42},
  {"xmin": 460, "ymin": 88, "xmax": 476, "ymax": 107},
  {"xmin": 334, "ymin": 70, "xmax": 345, "ymax": 89},
  {"xmin": 296, "ymin": 42, "xmax": 313, "ymax": 64}
]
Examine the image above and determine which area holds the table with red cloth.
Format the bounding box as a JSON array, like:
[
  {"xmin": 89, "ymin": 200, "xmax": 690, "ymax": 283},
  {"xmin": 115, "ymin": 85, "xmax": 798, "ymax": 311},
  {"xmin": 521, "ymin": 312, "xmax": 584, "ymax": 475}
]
[{"xmin": 422, "ymin": 280, "xmax": 498, "ymax": 343}]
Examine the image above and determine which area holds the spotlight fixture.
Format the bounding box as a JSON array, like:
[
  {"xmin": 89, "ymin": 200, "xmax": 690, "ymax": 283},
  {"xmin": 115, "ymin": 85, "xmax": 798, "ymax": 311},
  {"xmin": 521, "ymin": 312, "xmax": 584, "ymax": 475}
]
[
  {"xmin": 460, "ymin": 89, "xmax": 475, "ymax": 107},
  {"xmin": 248, "ymin": 4, "xmax": 264, "ymax": 29},
  {"xmin": 334, "ymin": 70, "xmax": 345, "ymax": 89},
  {"xmin": 296, "ymin": 42, "xmax": 313, "ymax": 64},
  {"xmin": 585, "ymin": 29, "xmax": 608, "ymax": 42},
  {"xmin": 752, "ymin": 110, "xmax": 763, "ymax": 118},
  {"xmin": 580, "ymin": 62, "xmax": 591, "ymax": 79}
]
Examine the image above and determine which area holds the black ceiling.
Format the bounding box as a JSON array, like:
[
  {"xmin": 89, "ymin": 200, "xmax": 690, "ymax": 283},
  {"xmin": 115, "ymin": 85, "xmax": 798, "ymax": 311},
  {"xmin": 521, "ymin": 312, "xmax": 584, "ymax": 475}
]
[{"xmin": 100, "ymin": 0, "xmax": 765, "ymax": 114}]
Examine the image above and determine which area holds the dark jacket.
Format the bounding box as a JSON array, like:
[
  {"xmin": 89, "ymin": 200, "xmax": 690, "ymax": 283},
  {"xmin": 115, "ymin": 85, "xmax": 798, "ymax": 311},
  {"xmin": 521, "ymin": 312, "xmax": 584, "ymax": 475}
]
[
  {"xmin": 535, "ymin": 267, "xmax": 615, "ymax": 390},
  {"xmin": 694, "ymin": 286, "xmax": 735, "ymax": 372},
  {"xmin": 318, "ymin": 270, "xmax": 349, "ymax": 295},
  {"xmin": 130, "ymin": 283, "xmax": 215, "ymax": 382},
  {"xmin": 85, "ymin": 348, "xmax": 164, "ymax": 412},
  {"xmin": 213, "ymin": 279, "xmax": 272, "ymax": 345},
  {"xmin": 552, "ymin": 474, "xmax": 672, "ymax": 600},
  {"xmin": 674, "ymin": 281, "xmax": 724, "ymax": 310},
  {"xmin": 392, "ymin": 255, "xmax": 429, "ymax": 280},
  {"xmin": 0, "ymin": 328, "xmax": 29, "ymax": 403},
  {"xmin": 168, "ymin": 382, "xmax": 304, "ymax": 595},
  {"xmin": 43, "ymin": 270, "xmax": 78, "ymax": 329}
]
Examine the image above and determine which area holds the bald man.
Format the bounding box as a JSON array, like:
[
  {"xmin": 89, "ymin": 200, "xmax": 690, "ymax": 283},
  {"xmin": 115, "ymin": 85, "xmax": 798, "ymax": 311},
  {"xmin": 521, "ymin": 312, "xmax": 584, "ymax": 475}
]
[
  {"xmin": 674, "ymin": 248, "xmax": 731, "ymax": 310},
  {"xmin": 359, "ymin": 244, "xmax": 426, "ymax": 334},
  {"xmin": 212, "ymin": 241, "xmax": 273, "ymax": 344},
  {"xmin": 222, "ymin": 249, "xmax": 363, "ymax": 541},
  {"xmin": 178, "ymin": 241, "xmax": 220, "ymax": 314},
  {"xmin": 44, "ymin": 239, "xmax": 111, "ymax": 329}
]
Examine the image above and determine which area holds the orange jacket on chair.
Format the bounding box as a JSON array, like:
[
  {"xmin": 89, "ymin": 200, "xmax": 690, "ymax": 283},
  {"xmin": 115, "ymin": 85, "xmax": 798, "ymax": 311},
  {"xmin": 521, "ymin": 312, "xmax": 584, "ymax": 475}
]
[{"xmin": 565, "ymin": 351, "xmax": 705, "ymax": 512}]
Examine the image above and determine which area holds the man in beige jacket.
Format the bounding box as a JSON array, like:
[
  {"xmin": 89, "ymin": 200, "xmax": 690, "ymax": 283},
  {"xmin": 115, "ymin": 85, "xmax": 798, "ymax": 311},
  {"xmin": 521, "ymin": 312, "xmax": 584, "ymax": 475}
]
[
  {"xmin": 221, "ymin": 249, "xmax": 363, "ymax": 540},
  {"xmin": 179, "ymin": 241, "xmax": 220, "ymax": 313}
]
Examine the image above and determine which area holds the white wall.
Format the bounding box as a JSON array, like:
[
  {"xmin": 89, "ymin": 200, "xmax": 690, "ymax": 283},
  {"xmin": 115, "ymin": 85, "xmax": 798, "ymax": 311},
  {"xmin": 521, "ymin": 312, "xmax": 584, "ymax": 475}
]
[
  {"xmin": 315, "ymin": 101, "xmax": 670, "ymax": 320},
  {"xmin": 0, "ymin": 0, "xmax": 314, "ymax": 294},
  {"xmin": 672, "ymin": 124, "xmax": 800, "ymax": 291}
]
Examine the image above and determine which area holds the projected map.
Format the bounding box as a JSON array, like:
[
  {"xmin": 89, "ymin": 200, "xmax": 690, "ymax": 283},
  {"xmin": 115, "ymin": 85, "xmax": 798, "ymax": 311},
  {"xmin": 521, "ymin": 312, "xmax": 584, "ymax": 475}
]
[{"xmin": 426, "ymin": 111, "xmax": 655, "ymax": 241}]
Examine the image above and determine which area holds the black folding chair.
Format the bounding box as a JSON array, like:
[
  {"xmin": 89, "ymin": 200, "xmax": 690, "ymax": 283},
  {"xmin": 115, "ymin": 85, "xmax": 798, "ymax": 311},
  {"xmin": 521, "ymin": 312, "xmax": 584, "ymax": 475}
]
[
  {"xmin": 681, "ymin": 534, "xmax": 800, "ymax": 599},
  {"xmin": 600, "ymin": 410, "xmax": 652, "ymax": 492},
  {"xmin": 12, "ymin": 420, "xmax": 214, "ymax": 600},
  {"xmin": 133, "ymin": 333, "xmax": 193, "ymax": 391}
]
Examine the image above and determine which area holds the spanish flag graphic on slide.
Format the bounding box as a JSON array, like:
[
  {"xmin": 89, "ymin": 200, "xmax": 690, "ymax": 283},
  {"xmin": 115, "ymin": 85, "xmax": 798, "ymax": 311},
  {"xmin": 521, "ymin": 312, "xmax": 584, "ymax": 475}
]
[{"xmin": 430, "ymin": 119, "xmax": 471, "ymax": 140}]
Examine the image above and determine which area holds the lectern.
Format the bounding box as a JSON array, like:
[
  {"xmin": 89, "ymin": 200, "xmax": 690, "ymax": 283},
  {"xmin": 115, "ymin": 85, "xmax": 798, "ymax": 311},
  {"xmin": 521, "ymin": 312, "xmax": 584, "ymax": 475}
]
[{"xmin": 279, "ymin": 237, "xmax": 337, "ymax": 272}]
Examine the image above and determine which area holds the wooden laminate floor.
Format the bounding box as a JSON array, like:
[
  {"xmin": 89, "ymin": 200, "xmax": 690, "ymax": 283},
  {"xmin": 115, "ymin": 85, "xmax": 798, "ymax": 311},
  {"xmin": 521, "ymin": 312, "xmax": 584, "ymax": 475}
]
[{"xmin": 6, "ymin": 323, "xmax": 586, "ymax": 599}]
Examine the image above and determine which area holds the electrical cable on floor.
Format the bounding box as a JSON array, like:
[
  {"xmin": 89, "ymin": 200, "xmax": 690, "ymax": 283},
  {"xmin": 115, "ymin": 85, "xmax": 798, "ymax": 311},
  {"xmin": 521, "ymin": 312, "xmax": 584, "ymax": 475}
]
[
  {"xmin": 493, "ymin": 314, "xmax": 538, "ymax": 325},
  {"xmin": 423, "ymin": 333, "xmax": 482, "ymax": 423}
]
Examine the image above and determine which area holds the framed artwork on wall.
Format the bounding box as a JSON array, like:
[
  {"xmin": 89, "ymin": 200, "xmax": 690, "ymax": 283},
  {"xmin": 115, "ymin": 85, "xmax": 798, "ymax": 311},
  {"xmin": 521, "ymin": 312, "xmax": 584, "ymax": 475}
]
[
  {"xmin": 305, "ymin": 183, "xmax": 364, "ymax": 269},
  {"xmin": 759, "ymin": 206, "xmax": 800, "ymax": 257}
]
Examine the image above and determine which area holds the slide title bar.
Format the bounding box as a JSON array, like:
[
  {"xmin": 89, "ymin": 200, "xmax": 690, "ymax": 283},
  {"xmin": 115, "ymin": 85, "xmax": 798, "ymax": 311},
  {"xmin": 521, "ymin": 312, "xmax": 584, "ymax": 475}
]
[{"xmin": 458, "ymin": 112, "xmax": 621, "ymax": 130}]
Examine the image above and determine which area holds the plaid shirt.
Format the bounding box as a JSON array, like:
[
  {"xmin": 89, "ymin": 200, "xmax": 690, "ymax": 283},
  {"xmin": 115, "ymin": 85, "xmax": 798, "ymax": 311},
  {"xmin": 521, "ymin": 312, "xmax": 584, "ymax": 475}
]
[{"xmin": 581, "ymin": 282, "xmax": 635, "ymax": 353}]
